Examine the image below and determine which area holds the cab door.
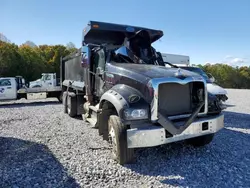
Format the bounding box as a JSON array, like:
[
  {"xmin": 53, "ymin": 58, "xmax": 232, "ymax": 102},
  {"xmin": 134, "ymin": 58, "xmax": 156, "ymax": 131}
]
[
  {"xmin": 0, "ymin": 78, "xmax": 17, "ymax": 100},
  {"xmin": 94, "ymin": 49, "xmax": 106, "ymax": 97},
  {"xmin": 42, "ymin": 74, "xmax": 54, "ymax": 88}
]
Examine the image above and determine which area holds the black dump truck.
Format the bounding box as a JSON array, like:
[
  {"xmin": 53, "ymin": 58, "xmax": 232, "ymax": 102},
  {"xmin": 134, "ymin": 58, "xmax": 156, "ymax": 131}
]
[{"xmin": 60, "ymin": 21, "xmax": 224, "ymax": 165}]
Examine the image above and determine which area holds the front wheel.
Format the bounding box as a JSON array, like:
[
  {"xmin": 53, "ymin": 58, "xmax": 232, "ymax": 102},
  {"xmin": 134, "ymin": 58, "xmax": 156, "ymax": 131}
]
[
  {"xmin": 186, "ymin": 133, "xmax": 215, "ymax": 147},
  {"xmin": 108, "ymin": 115, "xmax": 135, "ymax": 165}
]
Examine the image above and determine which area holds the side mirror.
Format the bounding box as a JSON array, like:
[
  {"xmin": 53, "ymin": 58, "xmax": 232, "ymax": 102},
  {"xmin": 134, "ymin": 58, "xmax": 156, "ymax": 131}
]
[
  {"xmin": 207, "ymin": 73, "xmax": 215, "ymax": 82},
  {"xmin": 81, "ymin": 46, "xmax": 91, "ymax": 68}
]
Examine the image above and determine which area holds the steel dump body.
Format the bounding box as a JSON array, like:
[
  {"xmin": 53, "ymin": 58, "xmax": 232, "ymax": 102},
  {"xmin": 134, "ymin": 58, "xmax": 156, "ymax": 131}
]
[{"xmin": 60, "ymin": 50, "xmax": 86, "ymax": 91}]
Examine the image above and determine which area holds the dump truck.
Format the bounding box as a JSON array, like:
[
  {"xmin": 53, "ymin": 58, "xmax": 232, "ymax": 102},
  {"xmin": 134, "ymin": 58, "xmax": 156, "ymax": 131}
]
[{"xmin": 60, "ymin": 21, "xmax": 224, "ymax": 165}]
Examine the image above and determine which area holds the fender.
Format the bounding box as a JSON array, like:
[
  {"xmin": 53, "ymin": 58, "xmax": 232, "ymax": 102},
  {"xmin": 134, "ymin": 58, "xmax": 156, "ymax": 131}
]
[{"xmin": 99, "ymin": 84, "xmax": 149, "ymax": 119}]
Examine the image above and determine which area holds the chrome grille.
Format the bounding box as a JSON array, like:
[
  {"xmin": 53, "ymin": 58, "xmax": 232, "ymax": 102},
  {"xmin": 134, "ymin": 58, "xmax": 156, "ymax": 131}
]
[
  {"xmin": 149, "ymin": 77, "xmax": 207, "ymax": 122},
  {"xmin": 158, "ymin": 83, "xmax": 192, "ymax": 116}
]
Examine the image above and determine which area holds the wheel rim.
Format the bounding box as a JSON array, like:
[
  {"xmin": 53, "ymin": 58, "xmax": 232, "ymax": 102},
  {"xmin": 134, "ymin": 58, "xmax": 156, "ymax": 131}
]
[{"xmin": 108, "ymin": 126, "xmax": 117, "ymax": 157}]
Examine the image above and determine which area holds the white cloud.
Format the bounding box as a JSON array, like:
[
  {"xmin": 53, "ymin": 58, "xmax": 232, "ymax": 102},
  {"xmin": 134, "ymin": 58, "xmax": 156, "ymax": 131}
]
[
  {"xmin": 231, "ymin": 58, "xmax": 244, "ymax": 63},
  {"xmin": 205, "ymin": 56, "xmax": 249, "ymax": 67},
  {"xmin": 228, "ymin": 57, "xmax": 249, "ymax": 67}
]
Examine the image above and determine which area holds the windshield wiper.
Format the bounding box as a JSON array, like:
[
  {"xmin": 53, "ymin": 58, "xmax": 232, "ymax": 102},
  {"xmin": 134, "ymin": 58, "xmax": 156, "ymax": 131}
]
[{"xmin": 164, "ymin": 61, "xmax": 179, "ymax": 68}]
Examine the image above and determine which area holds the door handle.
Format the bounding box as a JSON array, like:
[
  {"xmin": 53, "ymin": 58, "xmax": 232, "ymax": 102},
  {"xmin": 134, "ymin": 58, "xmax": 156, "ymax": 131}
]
[{"xmin": 7, "ymin": 87, "xmax": 12, "ymax": 89}]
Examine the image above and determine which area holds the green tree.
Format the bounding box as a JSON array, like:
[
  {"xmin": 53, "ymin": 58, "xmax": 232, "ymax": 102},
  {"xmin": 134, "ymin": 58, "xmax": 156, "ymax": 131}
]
[
  {"xmin": 0, "ymin": 41, "xmax": 22, "ymax": 77},
  {"xmin": 18, "ymin": 44, "xmax": 46, "ymax": 81}
]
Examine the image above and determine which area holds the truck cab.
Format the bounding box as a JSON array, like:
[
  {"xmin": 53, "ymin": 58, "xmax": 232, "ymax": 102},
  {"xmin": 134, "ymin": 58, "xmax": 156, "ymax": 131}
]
[
  {"xmin": 61, "ymin": 21, "xmax": 224, "ymax": 165},
  {"xmin": 0, "ymin": 77, "xmax": 18, "ymax": 100},
  {"xmin": 29, "ymin": 73, "xmax": 59, "ymax": 88}
]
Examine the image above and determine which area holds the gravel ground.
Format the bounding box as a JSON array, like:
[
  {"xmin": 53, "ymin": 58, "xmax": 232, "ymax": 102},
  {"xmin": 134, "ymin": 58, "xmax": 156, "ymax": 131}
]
[{"xmin": 0, "ymin": 89, "xmax": 250, "ymax": 188}]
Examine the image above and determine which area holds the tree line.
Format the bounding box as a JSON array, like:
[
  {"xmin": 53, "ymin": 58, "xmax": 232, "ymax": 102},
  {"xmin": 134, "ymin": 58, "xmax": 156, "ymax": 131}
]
[
  {"xmin": 0, "ymin": 41, "xmax": 249, "ymax": 89},
  {"xmin": 197, "ymin": 63, "xmax": 250, "ymax": 89},
  {"xmin": 0, "ymin": 41, "xmax": 77, "ymax": 81}
]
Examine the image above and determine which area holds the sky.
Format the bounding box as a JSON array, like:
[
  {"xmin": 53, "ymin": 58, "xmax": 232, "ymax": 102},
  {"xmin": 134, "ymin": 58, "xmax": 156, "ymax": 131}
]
[{"xmin": 1, "ymin": 0, "xmax": 250, "ymax": 66}]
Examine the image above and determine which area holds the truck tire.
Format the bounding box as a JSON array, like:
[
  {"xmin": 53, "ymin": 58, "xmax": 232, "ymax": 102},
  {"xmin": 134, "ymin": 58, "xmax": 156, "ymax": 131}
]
[
  {"xmin": 67, "ymin": 94, "xmax": 77, "ymax": 117},
  {"xmin": 99, "ymin": 108, "xmax": 113, "ymax": 139},
  {"xmin": 63, "ymin": 92, "xmax": 68, "ymax": 114},
  {"xmin": 186, "ymin": 133, "xmax": 215, "ymax": 147},
  {"xmin": 108, "ymin": 115, "xmax": 135, "ymax": 165},
  {"xmin": 57, "ymin": 92, "xmax": 63, "ymax": 103}
]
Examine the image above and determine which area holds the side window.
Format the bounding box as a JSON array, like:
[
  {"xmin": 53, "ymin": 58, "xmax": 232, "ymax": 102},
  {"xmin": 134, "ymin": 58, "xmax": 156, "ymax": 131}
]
[
  {"xmin": 97, "ymin": 49, "xmax": 106, "ymax": 70},
  {"xmin": 0, "ymin": 79, "xmax": 11, "ymax": 86},
  {"xmin": 44, "ymin": 75, "xmax": 52, "ymax": 81}
]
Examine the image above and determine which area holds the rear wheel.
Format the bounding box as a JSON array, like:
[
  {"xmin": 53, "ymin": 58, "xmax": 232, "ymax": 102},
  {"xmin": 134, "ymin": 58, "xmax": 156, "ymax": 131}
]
[
  {"xmin": 186, "ymin": 133, "xmax": 215, "ymax": 147},
  {"xmin": 108, "ymin": 115, "xmax": 135, "ymax": 165}
]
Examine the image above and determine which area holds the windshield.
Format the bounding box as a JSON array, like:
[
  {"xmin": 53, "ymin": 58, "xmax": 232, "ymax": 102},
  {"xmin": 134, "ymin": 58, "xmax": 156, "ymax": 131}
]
[
  {"xmin": 128, "ymin": 30, "xmax": 153, "ymax": 62},
  {"xmin": 113, "ymin": 45, "xmax": 156, "ymax": 65},
  {"xmin": 113, "ymin": 30, "xmax": 156, "ymax": 65},
  {"xmin": 181, "ymin": 67, "xmax": 211, "ymax": 83},
  {"xmin": 41, "ymin": 74, "xmax": 52, "ymax": 81}
]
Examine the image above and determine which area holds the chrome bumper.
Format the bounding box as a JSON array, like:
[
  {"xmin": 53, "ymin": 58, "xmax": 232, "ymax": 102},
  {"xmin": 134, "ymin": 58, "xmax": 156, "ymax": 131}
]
[{"xmin": 127, "ymin": 113, "xmax": 224, "ymax": 148}]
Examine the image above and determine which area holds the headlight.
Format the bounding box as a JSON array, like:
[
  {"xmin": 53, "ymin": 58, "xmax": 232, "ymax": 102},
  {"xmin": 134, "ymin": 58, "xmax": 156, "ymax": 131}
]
[
  {"xmin": 207, "ymin": 93, "xmax": 221, "ymax": 113},
  {"xmin": 123, "ymin": 108, "xmax": 148, "ymax": 120}
]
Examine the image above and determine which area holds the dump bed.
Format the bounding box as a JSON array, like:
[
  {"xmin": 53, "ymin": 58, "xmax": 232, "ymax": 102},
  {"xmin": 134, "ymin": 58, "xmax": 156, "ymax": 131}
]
[
  {"xmin": 82, "ymin": 20, "xmax": 164, "ymax": 46},
  {"xmin": 60, "ymin": 50, "xmax": 85, "ymax": 90}
]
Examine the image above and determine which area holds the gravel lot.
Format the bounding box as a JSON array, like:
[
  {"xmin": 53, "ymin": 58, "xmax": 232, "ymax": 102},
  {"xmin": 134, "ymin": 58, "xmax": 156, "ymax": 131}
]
[{"xmin": 0, "ymin": 89, "xmax": 250, "ymax": 188}]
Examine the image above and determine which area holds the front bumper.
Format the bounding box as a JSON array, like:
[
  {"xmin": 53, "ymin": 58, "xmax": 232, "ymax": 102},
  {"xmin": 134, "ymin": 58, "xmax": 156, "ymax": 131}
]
[{"xmin": 127, "ymin": 113, "xmax": 224, "ymax": 148}]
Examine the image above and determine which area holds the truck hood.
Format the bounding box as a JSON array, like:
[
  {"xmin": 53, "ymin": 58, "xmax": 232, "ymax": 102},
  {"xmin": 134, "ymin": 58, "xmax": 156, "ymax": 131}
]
[
  {"xmin": 106, "ymin": 63, "xmax": 205, "ymax": 104},
  {"xmin": 30, "ymin": 79, "xmax": 41, "ymax": 84},
  {"xmin": 207, "ymin": 83, "xmax": 227, "ymax": 95},
  {"xmin": 112, "ymin": 63, "xmax": 201, "ymax": 80}
]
